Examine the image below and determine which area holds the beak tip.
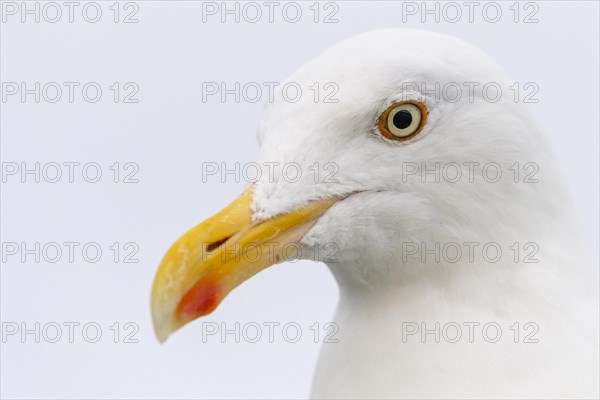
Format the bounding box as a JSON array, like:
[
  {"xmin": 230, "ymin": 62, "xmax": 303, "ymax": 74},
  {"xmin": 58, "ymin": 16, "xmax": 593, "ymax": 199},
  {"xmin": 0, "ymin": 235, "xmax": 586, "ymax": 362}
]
[
  {"xmin": 151, "ymin": 301, "xmax": 177, "ymax": 344},
  {"xmin": 153, "ymin": 316, "xmax": 176, "ymax": 344},
  {"xmin": 156, "ymin": 332, "xmax": 168, "ymax": 344}
]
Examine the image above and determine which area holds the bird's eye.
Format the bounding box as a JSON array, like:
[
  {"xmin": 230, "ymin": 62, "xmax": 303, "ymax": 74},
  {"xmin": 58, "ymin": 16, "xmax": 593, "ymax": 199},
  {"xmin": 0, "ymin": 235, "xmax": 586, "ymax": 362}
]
[{"xmin": 378, "ymin": 101, "xmax": 427, "ymax": 141}]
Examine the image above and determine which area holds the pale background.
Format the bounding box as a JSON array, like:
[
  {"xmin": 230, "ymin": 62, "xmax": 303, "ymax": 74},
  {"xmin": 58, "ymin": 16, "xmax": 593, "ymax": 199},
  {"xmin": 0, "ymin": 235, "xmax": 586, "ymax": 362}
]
[{"xmin": 1, "ymin": 1, "xmax": 598, "ymax": 398}]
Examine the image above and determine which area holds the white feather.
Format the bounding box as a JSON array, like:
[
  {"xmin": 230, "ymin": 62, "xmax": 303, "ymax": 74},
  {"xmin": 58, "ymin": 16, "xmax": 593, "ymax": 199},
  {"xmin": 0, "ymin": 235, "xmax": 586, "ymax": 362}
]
[{"xmin": 250, "ymin": 29, "xmax": 598, "ymax": 398}]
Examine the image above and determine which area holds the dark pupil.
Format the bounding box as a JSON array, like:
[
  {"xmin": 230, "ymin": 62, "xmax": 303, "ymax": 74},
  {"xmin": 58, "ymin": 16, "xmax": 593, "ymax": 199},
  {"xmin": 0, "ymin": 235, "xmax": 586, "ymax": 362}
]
[{"xmin": 393, "ymin": 110, "xmax": 412, "ymax": 130}]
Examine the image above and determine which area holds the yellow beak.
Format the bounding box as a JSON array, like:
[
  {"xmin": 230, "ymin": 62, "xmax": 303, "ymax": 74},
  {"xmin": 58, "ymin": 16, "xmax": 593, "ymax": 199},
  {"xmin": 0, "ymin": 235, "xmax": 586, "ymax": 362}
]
[{"xmin": 151, "ymin": 185, "xmax": 338, "ymax": 342}]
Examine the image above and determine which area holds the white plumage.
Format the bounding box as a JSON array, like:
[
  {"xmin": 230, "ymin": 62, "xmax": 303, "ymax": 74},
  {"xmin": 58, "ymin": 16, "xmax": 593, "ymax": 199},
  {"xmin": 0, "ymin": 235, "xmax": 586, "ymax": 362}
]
[{"xmin": 248, "ymin": 29, "xmax": 599, "ymax": 398}]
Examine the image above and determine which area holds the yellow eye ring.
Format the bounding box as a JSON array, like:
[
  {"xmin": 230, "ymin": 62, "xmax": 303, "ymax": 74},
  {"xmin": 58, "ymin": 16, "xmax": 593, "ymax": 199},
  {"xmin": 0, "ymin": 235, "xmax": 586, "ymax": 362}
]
[{"xmin": 377, "ymin": 101, "xmax": 427, "ymax": 141}]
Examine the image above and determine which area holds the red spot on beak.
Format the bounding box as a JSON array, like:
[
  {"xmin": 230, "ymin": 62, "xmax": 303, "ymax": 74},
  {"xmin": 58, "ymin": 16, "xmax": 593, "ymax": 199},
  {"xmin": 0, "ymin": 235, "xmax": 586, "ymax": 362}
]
[{"xmin": 176, "ymin": 278, "xmax": 222, "ymax": 322}]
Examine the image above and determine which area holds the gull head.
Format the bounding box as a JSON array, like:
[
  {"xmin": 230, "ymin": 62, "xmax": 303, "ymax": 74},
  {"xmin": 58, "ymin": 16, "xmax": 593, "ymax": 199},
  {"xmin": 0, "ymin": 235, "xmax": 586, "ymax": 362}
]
[{"xmin": 151, "ymin": 29, "xmax": 567, "ymax": 342}]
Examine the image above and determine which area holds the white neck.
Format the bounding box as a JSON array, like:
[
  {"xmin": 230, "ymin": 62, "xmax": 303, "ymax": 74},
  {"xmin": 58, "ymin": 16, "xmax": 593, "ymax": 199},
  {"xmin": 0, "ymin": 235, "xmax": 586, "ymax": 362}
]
[{"xmin": 311, "ymin": 255, "xmax": 599, "ymax": 399}]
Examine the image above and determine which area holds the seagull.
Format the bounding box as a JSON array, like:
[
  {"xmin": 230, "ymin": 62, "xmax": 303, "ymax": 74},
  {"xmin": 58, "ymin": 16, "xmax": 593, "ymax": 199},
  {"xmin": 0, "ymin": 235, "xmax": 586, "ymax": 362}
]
[{"xmin": 151, "ymin": 29, "xmax": 599, "ymax": 399}]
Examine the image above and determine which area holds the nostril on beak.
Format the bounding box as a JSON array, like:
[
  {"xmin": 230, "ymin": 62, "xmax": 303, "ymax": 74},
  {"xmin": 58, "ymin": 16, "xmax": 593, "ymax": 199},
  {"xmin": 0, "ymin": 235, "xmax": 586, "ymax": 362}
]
[{"xmin": 205, "ymin": 237, "xmax": 230, "ymax": 252}]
